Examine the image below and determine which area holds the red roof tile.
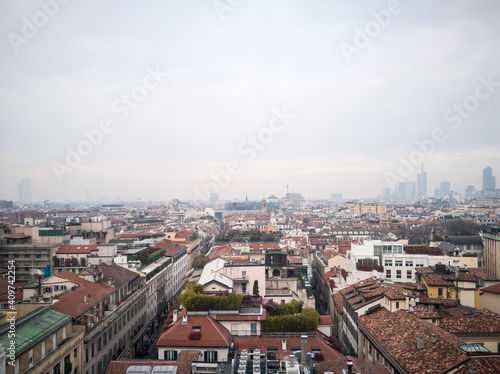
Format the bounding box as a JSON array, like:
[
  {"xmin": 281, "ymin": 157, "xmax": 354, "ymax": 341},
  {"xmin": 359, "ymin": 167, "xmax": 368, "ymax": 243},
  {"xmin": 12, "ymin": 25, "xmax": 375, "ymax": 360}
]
[
  {"xmin": 358, "ymin": 308, "xmax": 467, "ymax": 374},
  {"xmin": 50, "ymin": 271, "xmax": 116, "ymax": 318},
  {"xmin": 440, "ymin": 309, "xmax": 500, "ymax": 334},
  {"xmin": 482, "ymin": 283, "xmax": 500, "ymax": 294},
  {"xmin": 157, "ymin": 315, "xmax": 231, "ymax": 348}
]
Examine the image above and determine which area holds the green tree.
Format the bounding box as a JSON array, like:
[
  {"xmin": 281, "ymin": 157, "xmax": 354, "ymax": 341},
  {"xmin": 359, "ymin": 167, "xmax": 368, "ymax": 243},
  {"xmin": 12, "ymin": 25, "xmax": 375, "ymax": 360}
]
[
  {"xmin": 192, "ymin": 255, "xmax": 210, "ymax": 269},
  {"xmin": 139, "ymin": 249, "xmax": 150, "ymax": 265},
  {"xmin": 253, "ymin": 280, "xmax": 260, "ymax": 298}
]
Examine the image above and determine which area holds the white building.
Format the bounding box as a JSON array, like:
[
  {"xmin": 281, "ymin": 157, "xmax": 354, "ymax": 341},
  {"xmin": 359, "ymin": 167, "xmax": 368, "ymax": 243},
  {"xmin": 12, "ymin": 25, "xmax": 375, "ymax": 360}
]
[{"xmin": 350, "ymin": 240, "xmax": 447, "ymax": 283}]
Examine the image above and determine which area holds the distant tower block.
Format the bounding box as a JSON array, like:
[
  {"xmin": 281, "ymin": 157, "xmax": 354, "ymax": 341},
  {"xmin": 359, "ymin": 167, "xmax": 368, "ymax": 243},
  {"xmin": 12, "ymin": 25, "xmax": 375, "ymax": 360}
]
[{"xmin": 261, "ymin": 195, "xmax": 267, "ymax": 211}]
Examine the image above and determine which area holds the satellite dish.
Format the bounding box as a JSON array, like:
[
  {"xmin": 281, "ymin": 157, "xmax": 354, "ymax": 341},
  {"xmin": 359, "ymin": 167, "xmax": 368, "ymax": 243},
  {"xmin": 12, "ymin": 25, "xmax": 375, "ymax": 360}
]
[
  {"xmin": 31, "ymin": 269, "xmax": 43, "ymax": 275},
  {"xmin": 415, "ymin": 297, "xmax": 420, "ymax": 303},
  {"xmin": 371, "ymin": 270, "xmax": 378, "ymax": 278}
]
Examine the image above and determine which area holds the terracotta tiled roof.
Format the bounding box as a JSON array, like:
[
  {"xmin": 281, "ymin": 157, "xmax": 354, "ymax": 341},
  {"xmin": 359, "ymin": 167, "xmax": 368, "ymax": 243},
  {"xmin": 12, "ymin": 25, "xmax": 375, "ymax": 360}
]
[
  {"xmin": 482, "ymin": 283, "xmax": 500, "ymax": 294},
  {"xmin": 452, "ymin": 357, "xmax": 500, "ymax": 373},
  {"xmin": 157, "ymin": 315, "xmax": 231, "ymax": 348},
  {"xmin": 210, "ymin": 245, "xmax": 234, "ymax": 259},
  {"xmin": 409, "ymin": 305, "xmax": 442, "ymax": 320},
  {"xmin": 50, "ymin": 271, "xmax": 116, "ymax": 318},
  {"xmin": 442, "ymin": 273, "xmax": 476, "ymax": 282},
  {"xmin": 175, "ymin": 229, "xmax": 194, "ymax": 239},
  {"xmin": 423, "ymin": 274, "xmax": 455, "ymax": 286},
  {"xmin": 468, "ymin": 267, "xmax": 499, "ymax": 281},
  {"xmin": 358, "ymin": 308, "xmax": 468, "ymax": 374},
  {"xmin": 443, "ymin": 307, "xmax": 469, "ymax": 317},
  {"xmin": 333, "ymin": 293, "xmax": 343, "ymax": 314},
  {"xmin": 383, "ymin": 287, "xmax": 406, "ymax": 300},
  {"xmin": 440, "ymin": 309, "xmax": 500, "ymax": 334},
  {"xmin": 417, "ymin": 295, "xmax": 458, "ymax": 307},
  {"xmin": 232, "ymin": 331, "xmax": 343, "ymax": 361},
  {"xmin": 415, "ymin": 267, "xmax": 433, "ymax": 274},
  {"xmin": 57, "ymin": 244, "xmax": 98, "ymax": 254}
]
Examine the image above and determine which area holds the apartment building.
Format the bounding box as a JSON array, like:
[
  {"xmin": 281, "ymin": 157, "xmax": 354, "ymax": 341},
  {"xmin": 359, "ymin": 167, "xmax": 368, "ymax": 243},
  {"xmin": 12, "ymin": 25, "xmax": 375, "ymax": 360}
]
[{"xmin": 0, "ymin": 307, "xmax": 84, "ymax": 374}]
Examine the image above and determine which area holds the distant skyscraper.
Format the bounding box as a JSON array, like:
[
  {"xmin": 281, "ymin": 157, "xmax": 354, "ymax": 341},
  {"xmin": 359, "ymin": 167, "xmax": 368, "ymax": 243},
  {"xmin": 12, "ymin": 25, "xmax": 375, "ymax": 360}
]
[
  {"xmin": 331, "ymin": 193, "xmax": 343, "ymax": 202},
  {"xmin": 210, "ymin": 192, "xmax": 219, "ymax": 202},
  {"xmin": 383, "ymin": 188, "xmax": 391, "ymax": 202},
  {"xmin": 397, "ymin": 181, "xmax": 416, "ymax": 202},
  {"xmin": 483, "ymin": 167, "xmax": 496, "ymax": 191},
  {"xmin": 434, "ymin": 181, "xmax": 450, "ymax": 199},
  {"xmin": 416, "ymin": 163, "xmax": 427, "ymax": 199},
  {"xmin": 440, "ymin": 181, "xmax": 450, "ymax": 194},
  {"xmin": 465, "ymin": 185, "xmax": 475, "ymax": 199},
  {"xmin": 18, "ymin": 178, "xmax": 32, "ymax": 204}
]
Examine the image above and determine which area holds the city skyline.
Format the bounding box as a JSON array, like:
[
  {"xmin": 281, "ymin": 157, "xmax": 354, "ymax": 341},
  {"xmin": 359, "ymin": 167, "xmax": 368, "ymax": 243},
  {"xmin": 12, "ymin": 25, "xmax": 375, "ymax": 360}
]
[
  {"xmin": 1, "ymin": 1, "xmax": 499, "ymax": 202},
  {"xmin": 4, "ymin": 165, "xmax": 497, "ymax": 203}
]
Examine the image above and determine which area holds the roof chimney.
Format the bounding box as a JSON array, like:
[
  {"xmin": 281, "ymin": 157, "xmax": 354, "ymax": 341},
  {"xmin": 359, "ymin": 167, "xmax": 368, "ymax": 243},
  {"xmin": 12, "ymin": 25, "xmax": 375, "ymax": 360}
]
[
  {"xmin": 416, "ymin": 335, "xmax": 424, "ymax": 350},
  {"xmin": 84, "ymin": 294, "xmax": 88, "ymax": 304},
  {"xmin": 430, "ymin": 333, "xmax": 437, "ymax": 344},
  {"xmin": 346, "ymin": 357, "xmax": 353, "ymax": 374},
  {"xmin": 182, "ymin": 314, "xmax": 188, "ymax": 324},
  {"xmin": 300, "ymin": 335, "xmax": 307, "ymax": 365},
  {"xmin": 173, "ymin": 309, "xmax": 179, "ymax": 323},
  {"xmin": 282, "ymin": 339, "xmax": 287, "ymax": 352}
]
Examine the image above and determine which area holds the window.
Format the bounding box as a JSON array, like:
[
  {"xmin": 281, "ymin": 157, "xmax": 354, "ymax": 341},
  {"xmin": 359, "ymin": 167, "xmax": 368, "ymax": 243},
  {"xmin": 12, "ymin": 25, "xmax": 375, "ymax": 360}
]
[
  {"xmin": 204, "ymin": 351, "xmax": 218, "ymax": 362},
  {"xmin": 438, "ymin": 288, "xmax": 443, "ymax": 298},
  {"xmin": 384, "ymin": 260, "xmax": 392, "ymax": 267},
  {"xmin": 42, "ymin": 341, "xmax": 46, "ymax": 358},
  {"xmin": 74, "ymin": 348, "xmax": 78, "ymax": 359},
  {"xmin": 86, "ymin": 348, "xmax": 89, "ymax": 363},
  {"xmin": 395, "ymin": 261, "xmax": 403, "ymax": 267},
  {"xmin": 251, "ymin": 323, "xmax": 257, "ymax": 335},
  {"xmin": 92, "ymin": 343, "xmax": 95, "ymax": 357},
  {"xmin": 43, "ymin": 287, "xmax": 52, "ymax": 294},
  {"xmin": 164, "ymin": 351, "xmax": 177, "ymax": 360},
  {"xmin": 242, "ymin": 284, "xmax": 247, "ymax": 294},
  {"xmin": 53, "ymin": 334, "xmax": 57, "ymax": 350},
  {"xmin": 395, "ymin": 302, "xmax": 400, "ymax": 309},
  {"xmin": 396, "ymin": 270, "xmax": 402, "ymax": 279},
  {"xmin": 406, "ymin": 261, "xmax": 413, "ymax": 267},
  {"xmin": 29, "ymin": 349, "xmax": 33, "ymax": 368},
  {"xmin": 242, "ymin": 271, "xmax": 246, "ymax": 277},
  {"xmin": 385, "ymin": 269, "xmax": 391, "ymax": 278},
  {"xmin": 407, "ymin": 270, "xmax": 412, "ymax": 279}
]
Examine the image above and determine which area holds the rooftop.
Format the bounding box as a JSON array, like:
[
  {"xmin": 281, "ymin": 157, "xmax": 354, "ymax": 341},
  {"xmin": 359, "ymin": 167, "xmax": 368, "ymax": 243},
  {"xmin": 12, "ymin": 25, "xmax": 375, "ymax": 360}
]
[
  {"xmin": 358, "ymin": 308, "xmax": 468, "ymax": 374},
  {"xmin": 0, "ymin": 307, "xmax": 71, "ymax": 356}
]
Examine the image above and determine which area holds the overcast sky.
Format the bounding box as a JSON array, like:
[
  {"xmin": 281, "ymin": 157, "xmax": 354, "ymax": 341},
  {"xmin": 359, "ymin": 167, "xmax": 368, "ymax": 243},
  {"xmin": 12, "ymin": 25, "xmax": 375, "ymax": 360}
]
[{"xmin": 1, "ymin": 0, "xmax": 499, "ymax": 202}]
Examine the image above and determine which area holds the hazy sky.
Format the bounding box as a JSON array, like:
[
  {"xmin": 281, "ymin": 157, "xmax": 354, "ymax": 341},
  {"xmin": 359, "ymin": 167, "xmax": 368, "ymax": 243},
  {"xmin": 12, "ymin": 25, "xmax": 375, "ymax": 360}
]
[{"xmin": 1, "ymin": 0, "xmax": 499, "ymax": 202}]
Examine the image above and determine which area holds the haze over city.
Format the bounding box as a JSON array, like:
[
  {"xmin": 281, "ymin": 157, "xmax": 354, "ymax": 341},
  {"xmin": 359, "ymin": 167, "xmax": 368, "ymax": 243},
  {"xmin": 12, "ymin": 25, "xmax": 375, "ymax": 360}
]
[{"xmin": 1, "ymin": 0, "xmax": 500, "ymax": 202}]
